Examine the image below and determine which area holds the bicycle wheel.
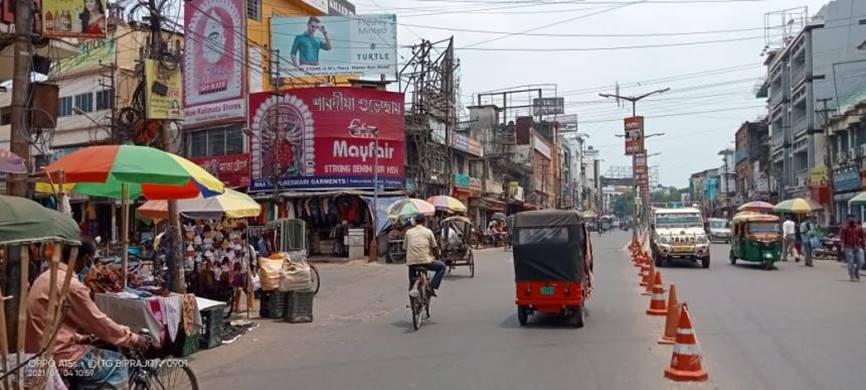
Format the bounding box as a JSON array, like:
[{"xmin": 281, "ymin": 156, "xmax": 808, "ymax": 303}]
[
  {"xmin": 309, "ymin": 264, "xmax": 321, "ymax": 295},
  {"xmin": 134, "ymin": 362, "xmax": 199, "ymax": 390},
  {"xmin": 410, "ymin": 296, "xmax": 421, "ymax": 330}
]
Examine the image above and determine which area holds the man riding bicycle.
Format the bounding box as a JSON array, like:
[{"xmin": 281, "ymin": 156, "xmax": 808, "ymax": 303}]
[
  {"xmin": 404, "ymin": 214, "xmax": 446, "ymax": 297},
  {"xmin": 26, "ymin": 239, "xmax": 150, "ymax": 389}
]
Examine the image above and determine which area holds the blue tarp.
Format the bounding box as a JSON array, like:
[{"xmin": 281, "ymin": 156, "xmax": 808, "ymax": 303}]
[{"xmin": 361, "ymin": 196, "xmax": 406, "ymax": 234}]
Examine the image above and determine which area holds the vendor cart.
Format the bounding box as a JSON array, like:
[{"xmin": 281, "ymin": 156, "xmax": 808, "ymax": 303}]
[{"xmin": 439, "ymin": 216, "xmax": 475, "ymax": 278}]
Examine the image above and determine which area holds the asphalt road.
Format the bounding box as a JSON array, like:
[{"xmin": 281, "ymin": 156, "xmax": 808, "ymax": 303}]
[{"xmin": 188, "ymin": 231, "xmax": 866, "ymax": 390}]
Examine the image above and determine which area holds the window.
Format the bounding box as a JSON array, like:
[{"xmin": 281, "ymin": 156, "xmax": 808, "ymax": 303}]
[
  {"xmin": 58, "ymin": 96, "xmax": 73, "ymax": 117},
  {"xmin": 190, "ymin": 131, "xmax": 207, "ymax": 157},
  {"xmin": 95, "ymin": 89, "xmax": 113, "ymax": 111},
  {"xmin": 73, "ymin": 93, "xmax": 93, "ymax": 113},
  {"xmin": 226, "ymin": 127, "xmax": 244, "ymax": 154},
  {"xmin": 247, "ymin": 0, "xmax": 260, "ymax": 20},
  {"xmin": 186, "ymin": 124, "xmax": 245, "ymax": 158},
  {"xmin": 517, "ymin": 227, "xmax": 569, "ymax": 245},
  {"xmin": 208, "ymin": 130, "xmax": 226, "ymax": 156}
]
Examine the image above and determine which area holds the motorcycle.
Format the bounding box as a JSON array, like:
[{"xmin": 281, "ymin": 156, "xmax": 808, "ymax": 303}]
[{"xmin": 813, "ymin": 235, "xmax": 841, "ymax": 261}]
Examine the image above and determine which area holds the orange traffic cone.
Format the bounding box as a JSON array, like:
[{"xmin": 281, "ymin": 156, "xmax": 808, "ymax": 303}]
[
  {"xmin": 643, "ymin": 262, "xmax": 658, "ymax": 295},
  {"xmin": 664, "ymin": 304, "xmax": 709, "ymax": 382},
  {"xmin": 658, "ymin": 284, "xmax": 679, "ymax": 344},
  {"xmin": 646, "ymin": 272, "xmax": 667, "ymax": 315},
  {"xmin": 639, "ymin": 262, "xmax": 648, "ymax": 281},
  {"xmin": 641, "ymin": 262, "xmax": 655, "ymax": 288}
]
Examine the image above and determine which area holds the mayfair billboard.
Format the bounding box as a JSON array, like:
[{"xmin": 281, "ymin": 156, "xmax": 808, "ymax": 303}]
[
  {"xmin": 182, "ymin": 0, "xmax": 246, "ymax": 127},
  {"xmin": 248, "ymin": 88, "xmax": 405, "ymax": 191},
  {"xmin": 271, "ymin": 14, "xmax": 397, "ymax": 77}
]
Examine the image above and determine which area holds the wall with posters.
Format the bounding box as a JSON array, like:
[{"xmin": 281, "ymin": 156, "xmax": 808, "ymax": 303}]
[
  {"xmin": 248, "ymin": 87, "xmax": 404, "ymax": 191},
  {"xmin": 182, "ymin": 0, "xmax": 246, "ymax": 127},
  {"xmin": 271, "ymin": 14, "xmax": 397, "ymax": 77}
]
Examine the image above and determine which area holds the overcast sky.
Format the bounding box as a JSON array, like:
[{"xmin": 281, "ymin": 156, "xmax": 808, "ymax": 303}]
[{"xmin": 355, "ymin": 0, "xmax": 834, "ymax": 188}]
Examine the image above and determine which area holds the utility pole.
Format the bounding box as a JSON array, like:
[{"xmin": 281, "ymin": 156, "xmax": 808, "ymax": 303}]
[
  {"xmin": 599, "ymin": 88, "xmax": 670, "ymax": 240},
  {"xmin": 817, "ymin": 97, "xmax": 836, "ymax": 224},
  {"xmin": 149, "ymin": 0, "xmax": 185, "ymax": 292},
  {"xmin": 7, "ymin": 0, "xmax": 34, "ymax": 196}
]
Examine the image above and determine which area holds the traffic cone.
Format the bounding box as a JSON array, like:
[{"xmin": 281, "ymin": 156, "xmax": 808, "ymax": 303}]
[
  {"xmin": 643, "ymin": 262, "xmax": 658, "ymax": 295},
  {"xmin": 658, "ymin": 284, "xmax": 679, "ymax": 344},
  {"xmin": 664, "ymin": 304, "xmax": 709, "ymax": 382},
  {"xmin": 640, "ymin": 262, "xmax": 652, "ymax": 287},
  {"xmin": 646, "ymin": 272, "xmax": 668, "ymax": 315}
]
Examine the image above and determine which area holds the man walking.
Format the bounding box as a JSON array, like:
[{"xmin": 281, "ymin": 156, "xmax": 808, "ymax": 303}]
[
  {"xmin": 800, "ymin": 217, "xmax": 815, "ymax": 267},
  {"xmin": 782, "ymin": 216, "xmax": 796, "ymax": 261},
  {"xmin": 840, "ymin": 215, "xmax": 865, "ymax": 281}
]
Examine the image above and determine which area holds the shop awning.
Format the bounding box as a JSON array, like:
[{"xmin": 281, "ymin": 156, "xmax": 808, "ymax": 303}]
[{"xmin": 481, "ymin": 197, "xmax": 506, "ymax": 211}]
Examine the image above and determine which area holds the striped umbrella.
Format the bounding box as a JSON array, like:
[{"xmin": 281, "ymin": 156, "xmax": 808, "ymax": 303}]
[
  {"xmin": 738, "ymin": 201, "xmax": 775, "ymax": 213},
  {"xmin": 774, "ymin": 198, "xmax": 822, "ymax": 214},
  {"xmin": 426, "ymin": 195, "xmax": 467, "ymax": 213},
  {"xmin": 137, "ymin": 189, "xmax": 261, "ymax": 221},
  {"xmin": 388, "ymin": 198, "xmax": 436, "ymax": 219},
  {"xmin": 0, "ymin": 149, "xmax": 26, "ymax": 174}
]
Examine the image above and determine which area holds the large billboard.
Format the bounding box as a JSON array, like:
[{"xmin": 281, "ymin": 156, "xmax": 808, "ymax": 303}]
[
  {"xmin": 248, "ymin": 88, "xmax": 405, "ymax": 191},
  {"xmin": 43, "ymin": 0, "xmax": 107, "ymax": 38},
  {"xmin": 145, "ymin": 59, "xmax": 182, "ymax": 120},
  {"xmin": 183, "ymin": 0, "xmax": 246, "ymax": 127},
  {"xmin": 271, "ymin": 14, "xmax": 397, "ymax": 77}
]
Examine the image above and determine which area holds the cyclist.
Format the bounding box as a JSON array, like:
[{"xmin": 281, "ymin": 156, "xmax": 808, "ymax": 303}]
[
  {"xmin": 26, "ymin": 239, "xmax": 150, "ymax": 389},
  {"xmin": 404, "ymin": 214, "xmax": 446, "ymax": 297}
]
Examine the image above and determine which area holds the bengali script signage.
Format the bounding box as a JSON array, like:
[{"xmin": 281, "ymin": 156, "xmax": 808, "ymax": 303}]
[{"xmin": 190, "ymin": 153, "xmax": 251, "ymax": 187}]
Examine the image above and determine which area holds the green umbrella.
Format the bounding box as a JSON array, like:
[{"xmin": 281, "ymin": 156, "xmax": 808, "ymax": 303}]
[{"xmin": 0, "ymin": 195, "xmax": 80, "ymax": 246}]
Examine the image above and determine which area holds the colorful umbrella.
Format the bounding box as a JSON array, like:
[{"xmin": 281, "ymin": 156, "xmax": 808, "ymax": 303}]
[
  {"xmin": 0, "ymin": 149, "xmax": 26, "ymax": 174},
  {"xmin": 388, "ymin": 198, "xmax": 435, "ymax": 219},
  {"xmin": 774, "ymin": 198, "xmax": 822, "ymax": 214},
  {"xmin": 848, "ymin": 192, "xmax": 866, "ymax": 206},
  {"xmin": 137, "ymin": 189, "xmax": 261, "ymax": 221},
  {"xmin": 426, "ymin": 195, "xmax": 467, "ymax": 212},
  {"xmin": 738, "ymin": 201, "xmax": 775, "ymax": 213},
  {"xmin": 0, "ymin": 195, "xmax": 80, "ymax": 246}
]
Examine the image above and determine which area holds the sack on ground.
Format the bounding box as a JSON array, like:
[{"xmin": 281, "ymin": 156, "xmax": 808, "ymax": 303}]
[
  {"xmin": 258, "ymin": 256, "xmax": 284, "ymax": 291},
  {"xmin": 279, "ymin": 259, "xmax": 312, "ymax": 292}
]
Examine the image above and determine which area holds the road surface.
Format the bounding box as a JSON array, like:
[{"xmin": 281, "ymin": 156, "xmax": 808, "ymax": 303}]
[{"xmin": 189, "ymin": 230, "xmax": 866, "ymax": 390}]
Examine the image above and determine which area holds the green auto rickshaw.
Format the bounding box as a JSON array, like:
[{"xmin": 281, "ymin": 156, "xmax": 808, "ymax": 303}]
[{"xmin": 729, "ymin": 212, "xmax": 782, "ymax": 270}]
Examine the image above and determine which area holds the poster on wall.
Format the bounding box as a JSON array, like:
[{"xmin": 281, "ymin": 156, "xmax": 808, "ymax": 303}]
[
  {"xmin": 271, "ymin": 14, "xmax": 397, "ymax": 77},
  {"xmin": 145, "ymin": 59, "xmax": 182, "ymax": 120},
  {"xmin": 43, "ymin": 0, "xmax": 107, "ymax": 38},
  {"xmin": 248, "ymin": 87, "xmax": 405, "ymax": 191},
  {"xmin": 183, "ymin": 0, "xmax": 245, "ymax": 127}
]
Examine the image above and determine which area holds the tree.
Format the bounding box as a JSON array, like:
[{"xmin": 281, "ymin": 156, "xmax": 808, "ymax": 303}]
[{"xmin": 612, "ymin": 191, "xmax": 635, "ymax": 217}]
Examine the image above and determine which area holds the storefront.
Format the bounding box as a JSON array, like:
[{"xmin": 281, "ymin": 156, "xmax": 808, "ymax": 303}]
[{"xmin": 833, "ymin": 164, "xmax": 862, "ymax": 222}]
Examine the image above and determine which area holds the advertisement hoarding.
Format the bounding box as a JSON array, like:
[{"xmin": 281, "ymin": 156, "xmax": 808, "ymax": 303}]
[
  {"xmin": 271, "ymin": 14, "xmax": 397, "ymax": 77},
  {"xmin": 300, "ymin": 0, "xmax": 328, "ymax": 13},
  {"xmin": 51, "ymin": 36, "xmax": 115, "ymax": 76},
  {"xmin": 248, "ymin": 88, "xmax": 405, "ymax": 191},
  {"xmin": 183, "ymin": 0, "xmax": 246, "ymax": 127},
  {"xmin": 624, "ymin": 116, "xmax": 644, "ymax": 155},
  {"xmin": 145, "ymin": 59, "xmax": 182, "ymax": 120},
  {"xmin": 451, "ymin": 132, "xmax": 483, "ymax": 157},
  {"xmin": 328, "ymin": 0, "xmax": 356, "ymax": 15},
  {"xmin": 532, "ymin": 97, "xmax": 564, "ymax": 116},
  {"xmin": 190, "ymin": 153, "xmax": 251, "ymax": 187},
  {"xmin": 43, "ymin": 0, "xmax": 107, "ymax": 38}
]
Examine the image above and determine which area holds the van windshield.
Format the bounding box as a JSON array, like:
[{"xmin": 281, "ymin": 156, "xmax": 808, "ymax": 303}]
[
  {"xmin": 749, "ymin": 222, "xmax": 779, "ymax": 233},
  {"xmin": 710, "ymin": 220, "xmax": 728, "ymax": 229},
  {"xmin": 656, "ymin": 213, "xmax": 702, "ymax": 228}
]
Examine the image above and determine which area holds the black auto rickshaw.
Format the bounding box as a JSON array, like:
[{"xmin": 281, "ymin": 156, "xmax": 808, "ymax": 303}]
[{"xmin": 511, "ymin": 210, "xmax": 593, "ymax": 328}]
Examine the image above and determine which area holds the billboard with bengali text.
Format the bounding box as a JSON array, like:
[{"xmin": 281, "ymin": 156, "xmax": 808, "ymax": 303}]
[
  {"xmin": 248, "ymin": 87, "xmax": 405, "ymax": 191},
  {"xmin": 271, "ymin": 14, "xmax": 397, "ymax": 77},
  {"xmin": 43, "ymin": 0, "xmax": 107, "ymax": 38},
  {"xmin": 183, "ymin": 0, "xmax": 246, "ymax": 127}
]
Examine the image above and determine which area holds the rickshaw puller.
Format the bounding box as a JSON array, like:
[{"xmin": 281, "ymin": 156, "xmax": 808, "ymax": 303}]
[{"xmin": 404, "ymin": 214, "xmax": 447, "ymax": 297}]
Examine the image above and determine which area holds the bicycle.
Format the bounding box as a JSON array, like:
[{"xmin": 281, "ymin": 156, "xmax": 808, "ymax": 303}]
[{"xmin": 407, "ymin": 266, "xmax": 432, "ymax": 330}]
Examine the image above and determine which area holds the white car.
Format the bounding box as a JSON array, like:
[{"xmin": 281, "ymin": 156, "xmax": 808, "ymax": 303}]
[
  {"xmin": 651, "ymin": 207, "xmax": 711, "ymax": 268},
  {"xmin": 707, "ymin": 218, "xmax": 732, "ymax": 243}
]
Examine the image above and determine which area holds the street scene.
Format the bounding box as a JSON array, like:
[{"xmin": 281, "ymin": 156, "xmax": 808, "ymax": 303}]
[{"xmin": 2, "ymin": 0, "xmax": 866, "ymax": 389}]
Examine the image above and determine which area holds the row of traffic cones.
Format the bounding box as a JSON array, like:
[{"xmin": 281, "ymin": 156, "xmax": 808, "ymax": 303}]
[{"xmin": 626, "ymin": 241, "xmax": 709, "ymax": 382}]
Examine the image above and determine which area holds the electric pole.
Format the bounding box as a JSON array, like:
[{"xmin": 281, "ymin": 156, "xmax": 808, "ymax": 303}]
[
  {"xmin": 817, "ymin": 97, "xmax": 836, "ymax": 224},
  {"xmin": 148, "ymin": 0, "xmax": 185, "ymax": 292},
  {"xmin": 7, "ymin": 0, "xmax": 34, "ymax": 196}
]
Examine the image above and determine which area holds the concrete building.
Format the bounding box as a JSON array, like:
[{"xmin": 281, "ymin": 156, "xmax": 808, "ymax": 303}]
[{"xmin": 734, "ymin": 121, "xmax": 771, "ymax": 201}]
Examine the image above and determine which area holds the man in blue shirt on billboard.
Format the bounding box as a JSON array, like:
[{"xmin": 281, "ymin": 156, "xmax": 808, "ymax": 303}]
[{"xmin": 291, "ymin": 16, "xmax": 332, "ymax": 66}]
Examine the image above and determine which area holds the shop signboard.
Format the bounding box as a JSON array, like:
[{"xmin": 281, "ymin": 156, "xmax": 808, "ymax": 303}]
[
  {"xmin": 271, "ymin": 14, "xmax": 397, "ymax": 77},
  {"xmin": 624, "ymin": 116, "xmax": 644, "ymax": 155},
  {"xmin": 144, "ymin": 59, "xmax": 182, "ymax": 120},
  {"xmin": 190, "ymin": 153, "xmax": 251, "ymax": 187},
  {"xmin": 453, "ymin": 173, "xmax": 471, "ymax": 189},
  {"xmin": 451, "ymin": 132, "xmax": 483, "ymax": 157},
  {"xmin": 51, "ymin": 37, "xmax": 115, "ymax": 76},
  {"xmin": 469, "ymin": 177, "xmax": 482, "ymax": 195},
  {"xmin": 183, "ymin": 0, "xmax": 246, "ymax": 127},
  {"xmin": 834, "ymin": 166, "xmax": 861, "ymax": 192},
  {"xmin": 810, "ymin": 164, "xmax": 827, "ymax": 185},
  {"xmin": 328, "ymin": 0, "xmax": 356, "ymax": 15},
  {"xmin": 300, "ymin": 0, "xmax": 328, "ymax": 13},
  {"xmin": 532, "ymin": 134, "xmax": 551, "ymax": 160},
  {"xmin": 248, "ymin": 87, "xmax": 405, "ymax": 191},
  {"xmin": 43, "ymin": 0, "xmax": 107, "ymax": 38},
  {"xmin": 532, "ymin": 97, "xmax": 564, "ymax": 116}
]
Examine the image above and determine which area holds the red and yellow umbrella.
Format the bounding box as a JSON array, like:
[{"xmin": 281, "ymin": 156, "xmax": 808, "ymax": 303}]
[{"xmin": 426, "ymin": 195, "xmax": 467, "ymax": 213}]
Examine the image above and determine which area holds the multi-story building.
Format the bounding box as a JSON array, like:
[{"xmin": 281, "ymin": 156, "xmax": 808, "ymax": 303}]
[{"xmin": 734, "ymin": 121, "xmax": 770, "ymax": 201}]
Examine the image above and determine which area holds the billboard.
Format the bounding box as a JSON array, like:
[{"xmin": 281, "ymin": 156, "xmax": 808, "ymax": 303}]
[
  {"xmin": 145, "ymin": 60, "xmax": 182, "ymax": 120},
  {"xmin": 624, "ymin": 116, "xmax": 644, "ymax": 155},
  {"xmin": 271, "ymin": 14, "xmax": 397, "ymax": 77},
  {"xmin": 183, "ymin": 0, "xmax": 246, "ymax": 127},
  {"xmin": 532, "ymin": 97, "xmax": 564, "ymax": 116},
  {"xmin": 190, "ymin": 153, "xmax": 251, "ymax": 187},
  {"xmin": 43, "ymin": 0, "xmax": 107, "ymax": 38},
  {"xmin": 328, "ymin": 0, "xmax": 356, "ymax": 15},
  {"xmin": 51, "ymin": 36, "xmax": 114, "ymax": 76},
  {"xmin": 248, "ymin": 87, "xmax": 405, "ymax": 191}
]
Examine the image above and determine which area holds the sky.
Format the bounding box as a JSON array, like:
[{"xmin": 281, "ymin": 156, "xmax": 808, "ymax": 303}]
[{"xmin": 352, "ymin": 0, "xmax": 834, "ymax": 188}]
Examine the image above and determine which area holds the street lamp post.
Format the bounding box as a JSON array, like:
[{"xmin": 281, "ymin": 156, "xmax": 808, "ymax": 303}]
[
  {"xmin": 599, "ymin": 88, "xmax": 670, "ymax": 240},
  {"xmin": 370, "ymin": 127, "xmax": 380, "ymax": 263}
]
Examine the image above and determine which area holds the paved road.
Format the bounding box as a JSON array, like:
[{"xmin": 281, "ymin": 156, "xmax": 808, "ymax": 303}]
[{"xmin": 188, "ymin": 231, "xmax": 866, "ymax": 390}]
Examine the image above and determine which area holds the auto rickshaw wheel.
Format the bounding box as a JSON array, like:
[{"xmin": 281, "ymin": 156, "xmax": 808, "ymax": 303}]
[
  {"xmin": 568, "ymin": 306, "xmax": 584, "ymax": 328},
  {"xmin": 517, "ymin": 305, "xmax": 528, "ymax": 326},
  {"xmin": 469, "ymin": 252, "xmax": 475, "ymax": 278},
  {"xmin": 763, "ymin": 260, "xmax": 773, "ymax": 270},
  {"xmin": 729, "ymin": 250, "xmax": 736, "ymax": 265}
]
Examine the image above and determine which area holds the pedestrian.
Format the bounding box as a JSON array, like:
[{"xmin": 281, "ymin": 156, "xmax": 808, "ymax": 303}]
[
  {"xmin": 800, "ymin": 217, "xmax": 815, "ymax": 267},
  {"xmin": 840, "ymin": 214, "xmax": 865, "ymax": 281},
  {"xmin": 794, "ymin": 219, "xmax": 803, "ymax": 262},
  {"xmin": 782, "ymin": 216, "xmax": 796, "ymax": 261}
]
